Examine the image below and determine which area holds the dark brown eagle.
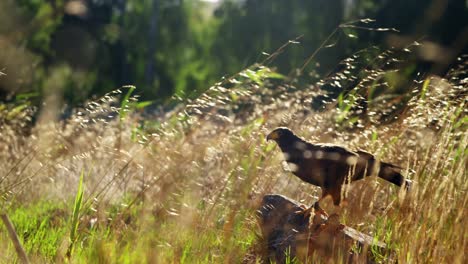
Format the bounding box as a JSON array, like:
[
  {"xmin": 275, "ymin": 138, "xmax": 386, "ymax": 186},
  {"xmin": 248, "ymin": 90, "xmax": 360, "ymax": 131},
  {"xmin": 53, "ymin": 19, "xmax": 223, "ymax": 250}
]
[{"xmin": 266, "ymin": 127, "xmax": 411, "ymax": 217}]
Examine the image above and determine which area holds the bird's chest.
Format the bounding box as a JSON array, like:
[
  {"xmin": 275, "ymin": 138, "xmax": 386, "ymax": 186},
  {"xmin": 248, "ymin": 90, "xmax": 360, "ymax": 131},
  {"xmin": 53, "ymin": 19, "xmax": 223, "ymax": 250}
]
[{"xmin": 282, "ymin": 149, "xmax": 325, "ymax": 187}]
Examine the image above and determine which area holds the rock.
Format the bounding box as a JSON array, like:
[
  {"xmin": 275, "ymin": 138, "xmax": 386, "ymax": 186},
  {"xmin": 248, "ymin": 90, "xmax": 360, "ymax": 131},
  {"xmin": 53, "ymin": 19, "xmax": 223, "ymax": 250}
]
[{"xmin": 256, "ymin": 194, "xmax": 394, "ymax": 263}]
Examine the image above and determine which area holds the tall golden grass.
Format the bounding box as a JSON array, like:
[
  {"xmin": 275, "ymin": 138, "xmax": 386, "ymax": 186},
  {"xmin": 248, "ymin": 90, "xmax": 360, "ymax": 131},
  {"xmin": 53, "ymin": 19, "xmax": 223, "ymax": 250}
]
[{"xmin": 0, "ymin": 52, "xmax": 466, "ymax": 263}]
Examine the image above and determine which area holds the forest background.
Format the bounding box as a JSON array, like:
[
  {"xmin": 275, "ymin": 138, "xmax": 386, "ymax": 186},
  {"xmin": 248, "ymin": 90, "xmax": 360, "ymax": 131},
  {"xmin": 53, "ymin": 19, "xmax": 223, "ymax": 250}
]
[{"xmin": 1, "ymin": 0, "xmax": 466, "ymax": 108}]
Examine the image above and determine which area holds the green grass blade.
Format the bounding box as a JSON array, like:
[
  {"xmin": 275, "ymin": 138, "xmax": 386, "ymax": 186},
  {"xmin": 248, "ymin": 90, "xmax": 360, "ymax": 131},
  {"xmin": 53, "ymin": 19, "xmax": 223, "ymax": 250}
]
[
  {"xmin": 119, "ymin": 85, "xmax": 136, "ymax": 121},
  {"xmin": 66, "ymin": 170, "xmax": 85, "ymax": 259}
]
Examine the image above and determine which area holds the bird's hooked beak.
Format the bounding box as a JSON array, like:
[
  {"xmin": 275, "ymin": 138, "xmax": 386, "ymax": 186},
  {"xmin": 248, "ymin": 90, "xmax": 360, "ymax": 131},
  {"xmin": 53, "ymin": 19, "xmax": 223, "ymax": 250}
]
[{"xmin": 266, "ymin": 131, "xmax": 279, "ymax": 141}]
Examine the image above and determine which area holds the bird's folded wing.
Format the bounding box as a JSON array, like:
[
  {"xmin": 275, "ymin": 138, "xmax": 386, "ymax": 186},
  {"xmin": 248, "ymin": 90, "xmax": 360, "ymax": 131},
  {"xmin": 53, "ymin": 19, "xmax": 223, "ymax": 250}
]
[{"xmin": 308, "ymin": 143, "xmax": 360, "ymax": 165}]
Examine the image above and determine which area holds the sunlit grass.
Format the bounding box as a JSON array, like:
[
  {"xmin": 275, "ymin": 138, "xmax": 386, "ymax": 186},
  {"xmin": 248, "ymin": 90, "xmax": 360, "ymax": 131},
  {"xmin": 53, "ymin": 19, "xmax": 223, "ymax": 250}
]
[{"xmin": 0, "ymin": 51, "xmax": 466, "ymax": 263}]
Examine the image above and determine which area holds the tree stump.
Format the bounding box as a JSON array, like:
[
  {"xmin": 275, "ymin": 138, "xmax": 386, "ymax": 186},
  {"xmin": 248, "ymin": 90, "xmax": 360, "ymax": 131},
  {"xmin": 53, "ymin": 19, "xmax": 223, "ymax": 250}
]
[{"xmin": 256, "ymin": 194, "xmax": 394, "ymax": 263}]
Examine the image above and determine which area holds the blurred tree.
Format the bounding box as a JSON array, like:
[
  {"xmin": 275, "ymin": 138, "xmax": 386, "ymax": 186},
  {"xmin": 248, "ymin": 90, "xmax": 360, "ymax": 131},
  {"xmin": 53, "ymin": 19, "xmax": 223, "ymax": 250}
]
[
  {"xmin": 212, "ymin": 0, "xmax": 467, "ymax": 78},
  {"xmin": 211, "ymin": 0, "xmax": 346, "ymax": 77},
  {"xmin": 347, "ymin": 0, "xmax": 468, "ymax": 74},
  {"xmin": 118, "ymin": 0, "xmax": 217, "ymax": 100},
  {"xmin": 1, "ymin": 0, "xmax": 217, "ymax": 105},
  {"xmin": 0, "ymin": 0, "xmax": 466, "ymax": 108}
]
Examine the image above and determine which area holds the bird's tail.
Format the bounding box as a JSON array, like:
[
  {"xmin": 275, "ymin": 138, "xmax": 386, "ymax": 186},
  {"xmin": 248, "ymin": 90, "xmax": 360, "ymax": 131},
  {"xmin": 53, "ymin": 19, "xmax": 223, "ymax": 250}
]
[{"xmin": 378, "ymin": 162, "xmax": 412, "ymax": 191}]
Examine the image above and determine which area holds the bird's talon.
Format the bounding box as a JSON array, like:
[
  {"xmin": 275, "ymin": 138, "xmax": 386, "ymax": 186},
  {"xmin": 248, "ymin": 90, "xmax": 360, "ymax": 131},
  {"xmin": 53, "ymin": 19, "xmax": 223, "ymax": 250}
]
[
  {"xmin": 314, "ymin": 209, "xmax": 329, "ymax": 219},
  {"xmin": 294, "ymin": 206, "xmax": 313, "ymax": 219}
]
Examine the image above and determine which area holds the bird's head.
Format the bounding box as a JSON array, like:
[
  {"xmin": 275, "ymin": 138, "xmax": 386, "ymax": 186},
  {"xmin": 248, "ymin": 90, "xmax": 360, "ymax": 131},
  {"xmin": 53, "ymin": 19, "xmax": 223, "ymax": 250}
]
[{"xmin": 266, "ymin": 127, "xmax": 295, "ymax": 142}]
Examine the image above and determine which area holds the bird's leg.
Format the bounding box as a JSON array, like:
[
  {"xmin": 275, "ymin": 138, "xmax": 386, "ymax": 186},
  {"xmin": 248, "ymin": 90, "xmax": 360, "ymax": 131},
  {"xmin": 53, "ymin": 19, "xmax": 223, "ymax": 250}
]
[
  {"xmin": 295, "ymin": 202, "xmax": 321, "ymax": 220},
  {"xmin": 328, "ymin": 197, "xmax": 347, "ymax": 219},
  {"xmin": 295, "ymin": 204, "xmax": 314, "ymax": 219},
  {"xmin": 313, "ymin": 192, "xmax": 331, "ymax": 219},
  {"xmin": 326, "ymin": 204, "xmax": 346, "ymax": 233},
  {"xmin": 295, "ymin": 194, "xmax": 330, "ymax": 220},
  {"xmin": 313, "ymin": 201, "xmax": 329, "ymax": 218},
  {"xmin": 296, "ymin": 198, "xmax": 329, "ymax": 219},
  {"xmin": 327, "ymin": 208, "xmax": 341, "ymax": 225},
  {"xmin": 328, "ymin": 203, "xmax": 342, "ymax": 216}
]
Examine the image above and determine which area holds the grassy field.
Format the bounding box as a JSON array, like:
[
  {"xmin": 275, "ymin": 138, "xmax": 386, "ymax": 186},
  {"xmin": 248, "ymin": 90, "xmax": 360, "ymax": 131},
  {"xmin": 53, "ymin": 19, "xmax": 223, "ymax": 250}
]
[{"xmin": 0, "ymin": 53, "xmax": 466, "ymax": 263}]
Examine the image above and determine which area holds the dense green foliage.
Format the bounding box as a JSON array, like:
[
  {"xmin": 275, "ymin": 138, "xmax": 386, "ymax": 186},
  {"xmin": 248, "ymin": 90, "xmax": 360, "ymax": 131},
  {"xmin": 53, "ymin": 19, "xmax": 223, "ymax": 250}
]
[{"xmin": 1, "ymin": 0, "xmax": 466, "ymax": 107}]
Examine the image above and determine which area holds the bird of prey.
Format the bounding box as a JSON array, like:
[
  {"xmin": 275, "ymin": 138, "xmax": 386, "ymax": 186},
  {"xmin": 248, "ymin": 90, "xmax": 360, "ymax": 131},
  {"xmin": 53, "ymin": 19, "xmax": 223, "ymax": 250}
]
[{"xmin": 266, "ymin": 127, "xmax": 411, "ymax": 217}]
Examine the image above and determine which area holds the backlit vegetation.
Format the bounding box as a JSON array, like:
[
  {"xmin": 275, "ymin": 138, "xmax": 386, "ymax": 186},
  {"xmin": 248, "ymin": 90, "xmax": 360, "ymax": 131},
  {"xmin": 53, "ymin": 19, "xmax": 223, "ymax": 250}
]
[{"xmin": 0, "ymin": 49, "xmax": 466, "ymax": 263}]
